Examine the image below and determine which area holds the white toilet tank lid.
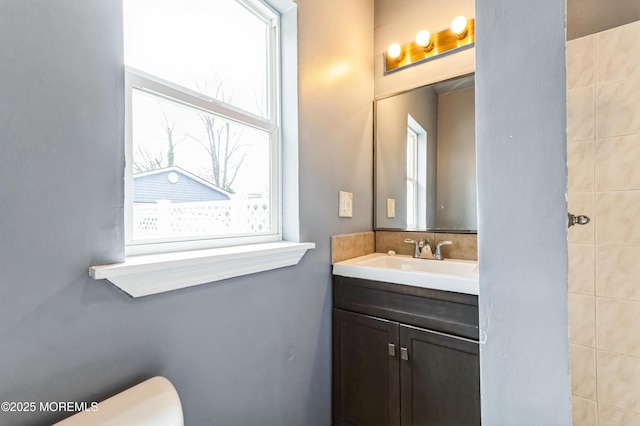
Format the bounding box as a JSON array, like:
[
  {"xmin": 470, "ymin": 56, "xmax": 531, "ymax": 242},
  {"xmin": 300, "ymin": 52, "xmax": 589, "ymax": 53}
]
[{"xmin": 53, "ymin": 376, "xmax": 183, "ymax": 426}]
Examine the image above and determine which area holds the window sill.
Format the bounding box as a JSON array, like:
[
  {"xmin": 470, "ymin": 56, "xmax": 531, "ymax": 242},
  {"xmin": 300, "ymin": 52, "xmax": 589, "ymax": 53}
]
[{"xmin": 89, "ymin": 241, "xmax": 315, "ymax": 298}]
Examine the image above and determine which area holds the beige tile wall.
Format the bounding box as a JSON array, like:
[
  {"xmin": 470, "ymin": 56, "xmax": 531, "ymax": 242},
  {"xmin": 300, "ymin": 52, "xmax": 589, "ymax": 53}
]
[
  {"xmin": 331, "ymin": 231, "xmax": 477, "ymax": 263},
  {"xmin": 375, "ymin": 231, "xmax": 477, "ymax": 260},
  {"xmin": 331, "ymin": 231, "xmax": 375, "ymax": 264},
  {"xmin": 567, "ymin": 19, "xmax": 640, "ymax": 425}
]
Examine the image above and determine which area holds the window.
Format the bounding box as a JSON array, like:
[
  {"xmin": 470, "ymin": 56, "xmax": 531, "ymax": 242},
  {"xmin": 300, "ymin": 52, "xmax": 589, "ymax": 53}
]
[
  {"xmin": 407, "ymin": 114, "xmax": 427, "ymax": 229},
  {"xmin": 90, "ymin": 0, "xmax": 311, "ymax": 297},
  {"xmin": 406, "ymin": 126, "xmax": 418, "ymax": 228},
  {"xmin": 123, "ymin": 0, "xmax": 281, "ymax": 255}
]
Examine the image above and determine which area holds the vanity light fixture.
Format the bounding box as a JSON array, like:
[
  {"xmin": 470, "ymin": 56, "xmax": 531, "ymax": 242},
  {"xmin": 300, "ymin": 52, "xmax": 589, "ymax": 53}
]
[
  {"xmin": 415, "ymin": 30, "xmax": 433, "ymax": 51},
  {"xmin": 387, "ymin": 43, "xmax": 403, "ymax": 61},
  {"xmin": 451, "ymin": 16, "xmax": 468, "ymax": 39},
  {"xmin": 384, "ymin": 17, "xmax": 475, "ymax": 74}
]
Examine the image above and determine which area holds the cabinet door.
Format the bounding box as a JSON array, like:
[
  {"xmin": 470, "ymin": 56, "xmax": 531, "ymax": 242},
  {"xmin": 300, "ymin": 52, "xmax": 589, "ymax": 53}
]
[
  {"xmin": 333, "ymin": 309, "xmax": 400, "ymax": 426},
  {"xmin": 400, "ymin": 325, "xmax": 480, "ymax": 426}
]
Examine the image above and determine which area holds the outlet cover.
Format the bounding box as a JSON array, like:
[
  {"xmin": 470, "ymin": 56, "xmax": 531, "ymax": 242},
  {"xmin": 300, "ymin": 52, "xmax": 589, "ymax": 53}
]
[
  {"xmin": 387, "ymin": 198, "xmax": 396, "ymax": 218},
  {"xmin": 339, "ymin": 191, "xmax": 353, "ymax": 218}
]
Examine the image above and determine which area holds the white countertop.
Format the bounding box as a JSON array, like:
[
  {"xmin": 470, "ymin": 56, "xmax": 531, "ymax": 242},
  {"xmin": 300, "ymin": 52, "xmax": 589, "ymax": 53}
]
[{"xmin": 333, "ymin": 253, "xmax": 479, "ymax": 295}]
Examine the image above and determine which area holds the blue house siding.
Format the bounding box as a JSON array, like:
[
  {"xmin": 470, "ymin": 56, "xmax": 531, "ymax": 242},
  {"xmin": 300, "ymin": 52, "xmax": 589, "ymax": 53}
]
[{"xmin": 133, "ymin": 168, "xmax": 230, "ymax": 203}]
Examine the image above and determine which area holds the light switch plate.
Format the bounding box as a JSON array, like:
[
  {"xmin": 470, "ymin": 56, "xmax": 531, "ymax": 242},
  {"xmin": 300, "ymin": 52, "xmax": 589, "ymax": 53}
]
[
  {"xmin": 339, "ymin": 191, "xmax": 353, "ymax": 218},
  {"xmin": 387, "ymin": 198, "xmax": 395, "ymax": 218}
]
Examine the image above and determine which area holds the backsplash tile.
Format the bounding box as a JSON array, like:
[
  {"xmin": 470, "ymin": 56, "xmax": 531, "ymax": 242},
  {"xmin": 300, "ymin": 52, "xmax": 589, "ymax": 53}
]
[
  {"xmin": 433, "ymin": 233, "xmax": 478, "ymax": 261},
  {"xmin": 331, "ymin": 232, "xmax": 375, "ymax": 264},
  {"xmin": 375, "ymin": 231, "xmax": 435, "ymax": 256},
  {"xmin": 374, "ymin": 231, "xmax": 477, "ymax": 260},
  {"xmin": 363, "ymin": 232, "xmax": 375, "ymax": 255}
]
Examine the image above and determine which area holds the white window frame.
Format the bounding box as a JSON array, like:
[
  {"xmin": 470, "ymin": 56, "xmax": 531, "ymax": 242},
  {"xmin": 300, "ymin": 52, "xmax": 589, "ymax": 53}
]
[
  {"xmin": 406, "ymin": 126, "xmax": 419, "ymax": 228},
  {"xmin": 89, "ymin": 0, "xmax": 314, "ymax": 297},
  {"xmin": 407, "ymin": 114, "xmax": 427, "ymax": 229},
  {"xmin": 123, "ymin": 0, "xmax": 282, "ymax": 257}
]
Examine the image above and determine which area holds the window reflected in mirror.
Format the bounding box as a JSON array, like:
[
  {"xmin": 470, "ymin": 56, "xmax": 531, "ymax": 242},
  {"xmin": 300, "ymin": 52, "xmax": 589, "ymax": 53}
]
[{"xmin": 375, "ymin": 74, "xmax": 476, "ymax": 233}]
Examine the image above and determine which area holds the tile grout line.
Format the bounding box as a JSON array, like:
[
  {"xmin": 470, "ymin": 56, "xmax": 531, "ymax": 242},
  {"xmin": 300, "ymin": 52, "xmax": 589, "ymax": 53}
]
[{"xmin": 592, "ymin": 35, "xmax": 600, "ymax": 421}]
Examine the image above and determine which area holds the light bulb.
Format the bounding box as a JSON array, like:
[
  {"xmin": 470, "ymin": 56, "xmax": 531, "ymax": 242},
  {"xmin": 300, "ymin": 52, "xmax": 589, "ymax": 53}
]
[
  {"xmin": 451, "ymin": 16, "xmax": 468, "ymax": 37},
  {"xmin": 387, "ymin": 43, "xmax": 402, "ymax": 60},
  {"xmin": 415, "ymin": 30, "xmax": 431, "ymax": 48}
]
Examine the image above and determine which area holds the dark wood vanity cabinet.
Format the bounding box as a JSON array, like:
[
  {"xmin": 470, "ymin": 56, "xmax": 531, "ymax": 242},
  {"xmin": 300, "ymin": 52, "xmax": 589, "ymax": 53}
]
[{"xmin": 332, "ymin": 276, "xmax": 480, "ymax": 426}]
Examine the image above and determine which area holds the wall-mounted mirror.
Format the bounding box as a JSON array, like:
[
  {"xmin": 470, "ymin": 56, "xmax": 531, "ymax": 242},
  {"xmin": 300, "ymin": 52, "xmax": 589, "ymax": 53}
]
[{"xmin": 374, "ymin": 74, "xmax": 476, "ymax": 232}]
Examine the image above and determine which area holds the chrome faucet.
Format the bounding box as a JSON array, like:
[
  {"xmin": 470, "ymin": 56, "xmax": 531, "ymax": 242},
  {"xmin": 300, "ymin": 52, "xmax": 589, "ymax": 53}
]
[
  {"xmin": 433, "ymin": 240, "xmax": 452, "ymax": 260},
  {"xmin": 419, "ymin": 239, "xmax": 433, "ymax": 258},
  {"xmin": 404, "ymin": 239, "xmax": 422, "ymax": 258},
  {"xmin": 404, "ymin": 238, "xmax": 432, "ymax": 258}
]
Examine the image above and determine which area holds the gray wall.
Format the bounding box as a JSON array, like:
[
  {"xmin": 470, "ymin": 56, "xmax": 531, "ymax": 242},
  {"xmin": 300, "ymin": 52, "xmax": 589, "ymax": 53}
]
[
  {"xmin": 375, "ymin": 86, "xmax": 438, "ymax": 229},
  {"xmin": 436, "ymin": 87, "xmax": 476, "ymax": 230},
  {"xmin": 476, "ymin": 0, "xmax": 572, "ymax": 423},
  {"xmin": 0, "ymin": 1, "xmax": 373, "ymax": 425}
]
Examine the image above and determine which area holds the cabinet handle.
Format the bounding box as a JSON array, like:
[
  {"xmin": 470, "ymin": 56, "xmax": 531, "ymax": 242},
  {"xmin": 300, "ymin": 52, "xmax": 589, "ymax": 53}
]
[
  {"xmin": 400, "ymin": 347, "xmax": 409, "ymax": 361},
  {"xmin": 388, "ymin": 343, "xmax": 396, "ymax": 357}
]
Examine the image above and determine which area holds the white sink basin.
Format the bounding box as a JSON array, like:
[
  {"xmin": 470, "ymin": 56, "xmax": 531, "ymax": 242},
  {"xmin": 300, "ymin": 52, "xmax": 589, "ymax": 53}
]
[{"xmin": 333, "ymin": 253, "xmax": 478, "ymax": 295}]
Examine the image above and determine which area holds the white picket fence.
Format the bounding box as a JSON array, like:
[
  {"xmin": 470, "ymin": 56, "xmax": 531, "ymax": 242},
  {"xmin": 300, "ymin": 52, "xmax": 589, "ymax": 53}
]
[{"xmin": 133, "ymin": 197, "xmax": 270, "ymax": 239}]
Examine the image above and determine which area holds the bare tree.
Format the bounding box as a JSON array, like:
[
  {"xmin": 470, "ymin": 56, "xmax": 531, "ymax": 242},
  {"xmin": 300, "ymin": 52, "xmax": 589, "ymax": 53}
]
[
  {"xmin": 137, "ymin": 75, "xmax": 256, "ymax": 190},
  {"xmin": 188, "ymin": 78, "xmax": 248, "ymax": 192},
  {"xmin": 132, "ymin": 145, "xmax": 165, "ymax": 174},
  {"xmin": 160, "ymin": 108, "xmax": 178, "ymax": 167},
  {"xmin": 132, "ymin": 105, "xmax": 181, "ymax": 173},
  {"xmin": 195, "ymin": 116, "xmax": 246, "ymax": 192}
]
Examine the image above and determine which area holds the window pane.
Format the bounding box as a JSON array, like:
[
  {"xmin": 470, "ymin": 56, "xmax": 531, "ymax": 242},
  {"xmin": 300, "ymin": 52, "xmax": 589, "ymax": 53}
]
[
  {"xmin": 407, "ymin": 181, "xmax": 416, "ymax": 227},
  {"xmin": 407, "ymin": 127, "xmax": 418, "ymax": 227},
  {"xmin": 124, "ymin": 0, "xmax": 270, "ymax": 118},
  {"xmin": 407, "ymin": 127, "xmax": 418, "ymax": 180},
  {"xmin": 131, "ymin": 89, "xmax": 271, "ymax": 241}
]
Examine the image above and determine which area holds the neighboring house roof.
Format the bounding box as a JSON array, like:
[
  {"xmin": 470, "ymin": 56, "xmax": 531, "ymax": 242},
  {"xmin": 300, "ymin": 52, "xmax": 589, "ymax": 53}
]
[{"xmin": 133, "ymin": 166, "xmax": 231, "ymax": 203}]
